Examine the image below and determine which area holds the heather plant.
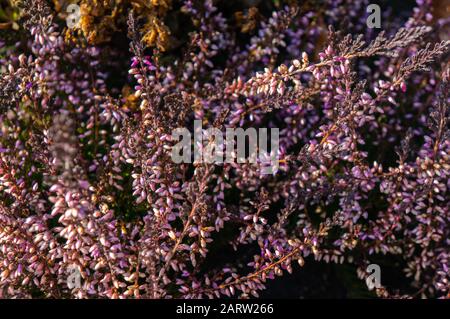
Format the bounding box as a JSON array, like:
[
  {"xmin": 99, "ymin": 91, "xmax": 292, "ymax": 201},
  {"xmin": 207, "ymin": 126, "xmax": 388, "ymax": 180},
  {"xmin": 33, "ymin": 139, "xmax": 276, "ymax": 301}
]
[{"xmin": 0, "ymin": 0, "xmax": 448, "ymax": 299}]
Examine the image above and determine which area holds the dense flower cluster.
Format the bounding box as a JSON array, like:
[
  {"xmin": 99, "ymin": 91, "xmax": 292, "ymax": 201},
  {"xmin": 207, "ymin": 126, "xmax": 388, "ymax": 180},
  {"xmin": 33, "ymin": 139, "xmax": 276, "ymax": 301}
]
[{"xmin": 0, "ymin": 0, "xmax": 448, "ymax": 298}]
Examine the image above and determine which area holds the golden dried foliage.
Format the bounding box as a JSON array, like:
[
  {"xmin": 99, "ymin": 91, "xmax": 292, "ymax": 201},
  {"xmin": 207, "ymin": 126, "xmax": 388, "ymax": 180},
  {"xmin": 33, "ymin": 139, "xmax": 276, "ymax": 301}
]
[
  {"xmin": 121, "ymin": 85, "xmax": 139, "ymax": 111},
  {"xmin": 55, "ymin": 0, "xmax": 172, "ymax": 50},
  {"xmin": 235, "ymin": 7, "xmax": 260, "ymax": 34}
]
